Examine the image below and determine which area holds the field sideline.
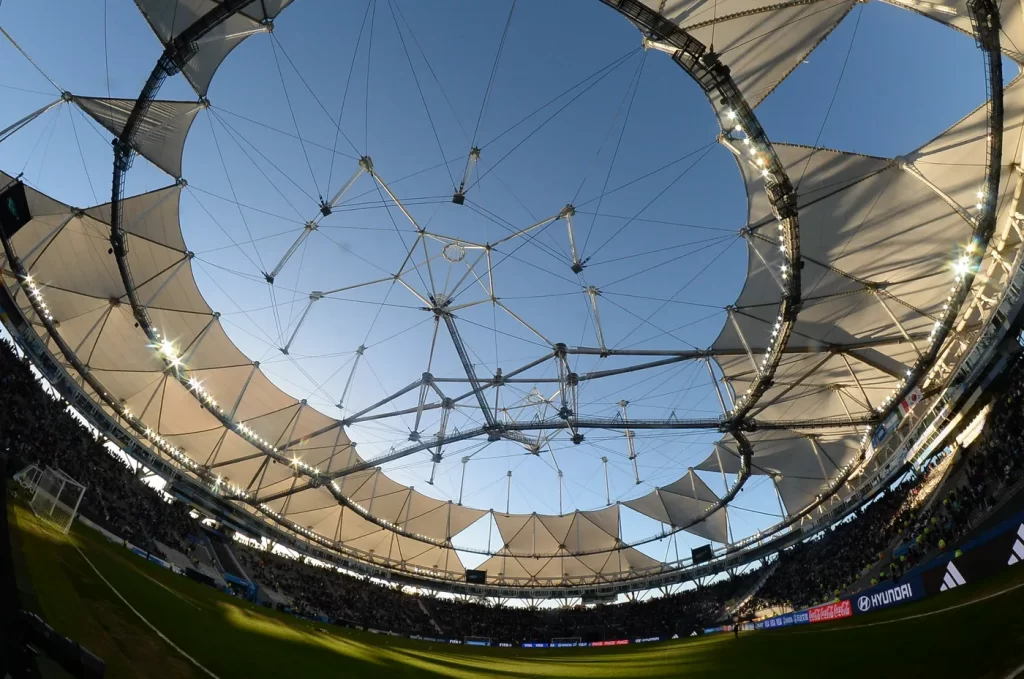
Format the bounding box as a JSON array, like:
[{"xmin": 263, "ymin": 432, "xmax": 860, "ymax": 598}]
[{"xmin": 9, "ymin": 500, "xmax": 1024, "ymax": 679}]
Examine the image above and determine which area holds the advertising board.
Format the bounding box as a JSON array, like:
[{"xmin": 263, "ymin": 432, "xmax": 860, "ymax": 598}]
[
  {"xmin": 808, "ymin": 600, "xmax": 852, "ymax": 624},
  {"xmin": 755, "ymin": 609, "xmax": 810, "ymax": 630},
  {"xmin": 633, "ymin": 636, "xmax": 662, "ymax": 644},
  {"xmin": 922, "ymin": 522, "xmax": 1024, "ymax": 596},
  {"xmin": 852, "ymin": 576, "xmax": 925, "ymax": 615}
]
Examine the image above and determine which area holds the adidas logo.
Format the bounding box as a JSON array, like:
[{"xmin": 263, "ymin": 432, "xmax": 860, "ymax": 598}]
[
  {"xmin": 939, "ymin": 561, "xmax": 967, "ymax": 591},
  {"xmin": 1007, "ymin": 524, "xmax": 1024, "ymax": 565}
]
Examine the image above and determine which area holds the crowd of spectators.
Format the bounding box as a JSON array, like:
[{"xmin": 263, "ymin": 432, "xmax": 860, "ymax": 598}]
[
  {"xmin": 3, "ymin": 332, "xmax": 1024, "ymax": 640},
  {"xmin": 750, "ymin": 475, "xmax": 924, "ymax": 611},
  {"xmin": 238, "ymin": 542, "xmax": 753, "ymax": 640},
  {"xmin": 0, "ymin": 338, "xmax": 193, "ymax": 555},
  {"xmin": 886, "ymin": 359, "xmax": 1024, "ymax": 572}
]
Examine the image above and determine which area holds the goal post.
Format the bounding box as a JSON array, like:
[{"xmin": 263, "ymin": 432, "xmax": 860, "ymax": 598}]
[
  {"xmin": 23, "ymin": 465, "xmax": 85, "ymax": 535},
  {"xmin": 551, "ymin": 636, "xmax": 583, "ymax": 647}
]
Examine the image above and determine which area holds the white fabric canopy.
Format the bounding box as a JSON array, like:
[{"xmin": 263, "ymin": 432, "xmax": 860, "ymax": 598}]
[
  {"xmin": 132, "ymin": 0, "xmax": 288, "ymax": 96},
  {"xmin": 624, "ymin": 469, "xmax": 729, "ymax": 543},
  {"xmin": 635, "ymin": 0, "xmax": 855, "ymax": 106},
  {"xmin": 74, "ymin": 97, "xmax": 204, "ymax": 178}
]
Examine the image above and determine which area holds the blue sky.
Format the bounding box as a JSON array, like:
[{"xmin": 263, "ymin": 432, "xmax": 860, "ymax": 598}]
[{"xmin": 0, "ymin": 0, "xmax": 1001, "ymax": 563}]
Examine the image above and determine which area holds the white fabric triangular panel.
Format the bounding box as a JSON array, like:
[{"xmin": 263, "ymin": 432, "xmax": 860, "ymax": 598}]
[
  {"xmin": 134, "ymin": 0, "xmax": 291, "ymax": 41},
  {"xmin": 245, "ymin": 402, "xmax": 300, "ymax": 447},
  {"xmin": 288, "ymin": 426, "xmax": 354, "ymax": 470},
  {"xmin": 181, "ymin": 321, "xmax": 251, "ymax": 371},
  {"xmin": 582, "ymin": 506, "xmax": 619, "ymax": 540},
  {"xmin": 154, "ymin": 377, "xmax": 223, "ymax": 435},
  {"xmin": 685, "ymin": 0, "xmax": 855, "ymax": 106},
  {"xmin": 883, "ymin": 0, "xmax": 1024, "ymax": 62},
  {"xmin": 86, "ymin": 306, "xmax": 165, "ymax": 373},
  {"xmin": 493, "ymin": 513, "xmax": 532, "ymax": 550},
  {"xmin": 476, "ymin": 549, "xmax": 517, "ymax": 580},
  {"xmin": 563, "ymin": 513, "xmax": 619, "ymax": 553},
  {"xmin": 85, "ymin": 184, "xmax": 185, "ymax": 251},
  {"xmin": 624, "ymin": 490, "xmax": 671, "ymax": 525},
  {"xmin": 910, "ymin": 74, "xmax": 1024, "ymax": 219},
  {"xmin": 74, "ymin": 97, "xmax": 202, "ymax": 178},
  {"xmin": 636, "ymin": 0, "xmax": 853, "ymax": 106},
  {"xmin": 662, "ymin": 469, "xmax": 719, "ymax": 503},
  {"xmin": 279, "ymin": 486, "xmax": 337, "ymax": 520},
  {"xmin": 232, "ymin": 369, "xmax": 301, "ymax": 423},
  {"xmin": 448, "ymin": 504, "xmax": 489, "ymax": 538},
  {"xmin": 620, "ymin": 546, "xmax": 661, "ymax": 573},
  {"xmin": 536, "ymin": 513, "xmax": 576, "ymax": 547},
  {"xmin": 183, "ymin": 12, "xmax": 261, "ymax": 96},
  {"xmin": 505, "ymin": 515, "xmax": 562, "ymax": 556},
  {"xmin": 657, "ymin": 489, "xmax": 726, "ymax": 541},
  {"xmin": 685, "ymin": 510, "xmax": 729, "ymax": 544},
  {"xmin": 337, "ymin": 504, "xmax": 388, "ymax": 543},
  {"xmin": 659, "ymin": 470, "xmax": 729, "ymax": 542},
  {"xmin": 18, "ymin": 214, "xmax": 123, "ymax": 302},
  {"xmin": 363, "ymin": 477, "xmax": 411, "ymax": 524},
  {"xmin": 305, "ymin": 505, "xmax": 341, "ymax": 536},
  {"xmin": 775, "ymin": 475, "xmax": 831, "ymax": 515},
  {"xmin": 399, "ymin": 494, "xmax": 447, "ymax": 538},
  {"xmin": 132, "ymin": 1, "xmax": 291, "ymax": 95}
]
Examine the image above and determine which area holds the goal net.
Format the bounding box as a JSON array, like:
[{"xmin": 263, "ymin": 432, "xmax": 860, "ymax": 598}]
[
  {"xmin": 22, "ymin": 465, "xmax": 85, "ymax": 535},
  {"xmin": 551, "ymin": 636, "xmax": 583, "ymax": 646}
]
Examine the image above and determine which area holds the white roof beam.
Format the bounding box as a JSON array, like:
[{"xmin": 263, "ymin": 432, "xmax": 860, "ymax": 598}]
[
  {"xmin": 180, "ymin": 314, "xmax": 219, "ymax": 365},
  {"xmin": 0, "ymin": 97, "xmax": 64, "ymax": 144},
  {"xmin": 18, "ymin": 212, "xmax": 75, "ymax": 269},
  {"xmin": 900, "ymin": 160, "xmax": 977, "ymax": 227},
  {"xmin": 749, "ymin": 353, "xmax": 832, "ymax": 417},
  {"xmin": 265, "ymin": 221, "xmax": 316, "ymax": 284},
  {"xmin": 839, "ymin": 352, "xmax": 873, "ymax": 412},
  {"xmin": 142, "ymin": 254, "xmax": 192, "ymax": 309},
  {"xmin": 584, "ymin": 286, "xmax": 607, "ymax": 353},
  {"xmin": 871, "ymin": 289, "xmax": 923, "ymax": 358},
  {"xmin": 320, "ymin": 156, "xmax": 371, "ymax": 216},
  {"xmin": 280, "ymin": 292, "xmax": 322, "ymax": 355},
  {"xmin": 727, "ymin": 306, "xmax": 761, "ymax": 376}
]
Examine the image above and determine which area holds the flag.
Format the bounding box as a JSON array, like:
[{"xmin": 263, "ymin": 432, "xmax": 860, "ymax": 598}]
[{"xmin": 899, "ymin": 387, "xmax": 922, "ymax": 416}]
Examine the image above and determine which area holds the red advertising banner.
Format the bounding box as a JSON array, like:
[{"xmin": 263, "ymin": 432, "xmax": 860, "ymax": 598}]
[
  {"xmin": 808, "ymin": 600, "xmax": 853, "ymax": 624},
  {"xmin": 591, "ymin": 640, "xmax": 630, "ymax": 647}
]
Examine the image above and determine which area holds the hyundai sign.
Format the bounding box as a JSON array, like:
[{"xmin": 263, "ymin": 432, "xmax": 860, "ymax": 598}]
[{"xmin": 853, "ymin": 576, "xmax": 924, "ymax": 615}]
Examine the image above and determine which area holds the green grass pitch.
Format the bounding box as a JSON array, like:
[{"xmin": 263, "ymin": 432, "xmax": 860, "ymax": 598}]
[{"xmin": 9, "ymin": 500, "xmax": 1024, "ymax": 679}]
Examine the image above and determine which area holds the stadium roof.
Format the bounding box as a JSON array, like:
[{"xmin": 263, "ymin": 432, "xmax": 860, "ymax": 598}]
[{"xmin": 0, "ymin": 0, "xmax": 1021, "ymax": 587}]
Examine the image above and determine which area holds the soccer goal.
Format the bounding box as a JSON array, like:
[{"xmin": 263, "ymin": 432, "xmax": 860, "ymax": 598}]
[
  {"xmin": 17, "ymin": 464, "xmax": 85, "ymax": 535},
  {"xmin": 551, "ymin": 636, "xmax": 583, "ymax": 647}
]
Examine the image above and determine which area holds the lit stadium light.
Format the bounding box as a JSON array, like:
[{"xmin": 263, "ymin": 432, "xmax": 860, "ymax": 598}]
[{"xmin": 954, "ymin": 255, "xmax": 971, "ymax": 276}]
